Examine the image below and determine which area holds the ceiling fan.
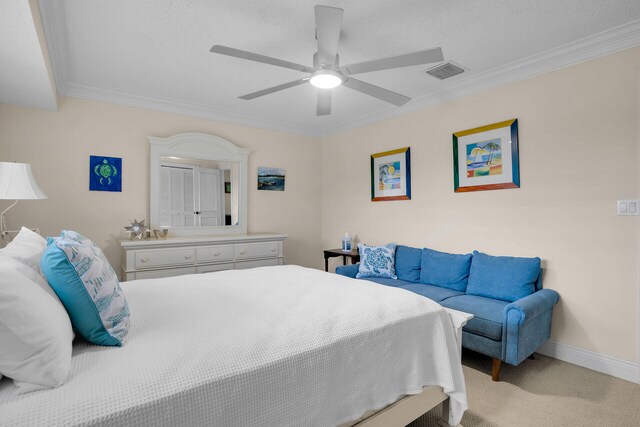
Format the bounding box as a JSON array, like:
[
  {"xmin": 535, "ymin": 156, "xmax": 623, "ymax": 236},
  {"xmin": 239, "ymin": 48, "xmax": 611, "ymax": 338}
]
[{"xmin": 210, "ymin": 5, "xmax": 444, "ymax": 116}]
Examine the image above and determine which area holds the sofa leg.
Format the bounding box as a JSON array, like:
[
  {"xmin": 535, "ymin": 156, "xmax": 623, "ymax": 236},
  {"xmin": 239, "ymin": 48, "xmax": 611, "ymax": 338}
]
[{"xmin": 491, "ymin": 358, "xmax": 502, "ymax": 381}]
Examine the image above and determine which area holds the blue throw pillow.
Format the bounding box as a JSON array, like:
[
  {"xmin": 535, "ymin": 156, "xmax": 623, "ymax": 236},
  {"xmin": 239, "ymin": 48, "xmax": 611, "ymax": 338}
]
[
  {"xmin": 395, "ymin": 245, "xmax": 422, "ymax": 282},
  {"xmin": 466, "ymin": 251, "xmax": 541, "ymax": 302},
  {"xmin": 420, "ymin": 247, "xmax": 472, "ymax": 292},
  {"xmin": 41, "ymin": 231, "xmax": 130, "ymax": 347},
  {"xmin": 356, "ymin": 243, "xmax": 397, "ymax": 279}
]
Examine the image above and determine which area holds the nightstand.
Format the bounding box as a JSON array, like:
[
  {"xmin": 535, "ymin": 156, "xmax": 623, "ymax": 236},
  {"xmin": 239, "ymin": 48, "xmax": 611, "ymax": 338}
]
[{"xmin": 323, "ymin": 248, "xmax": 360, "ymax": 272}]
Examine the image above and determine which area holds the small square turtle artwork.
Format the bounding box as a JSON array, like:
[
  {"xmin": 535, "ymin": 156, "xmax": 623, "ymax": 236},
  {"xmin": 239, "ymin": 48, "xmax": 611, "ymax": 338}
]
[{"xmin": 90, "ymin": 155, "xmax": 122, "ymax": 192}]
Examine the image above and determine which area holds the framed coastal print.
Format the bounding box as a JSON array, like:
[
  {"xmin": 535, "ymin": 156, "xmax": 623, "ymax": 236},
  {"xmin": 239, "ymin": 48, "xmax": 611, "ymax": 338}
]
[
  {"xmin": 371, "ymin": 147, "xmax": 411, "ymax": 201},
  {"xmin": 452, "ymin": 119, "xmax": 520, "ymax": 192},
  {"xmin": 257, "ymin": 167, "xmax": 285, "ymax": 191}
]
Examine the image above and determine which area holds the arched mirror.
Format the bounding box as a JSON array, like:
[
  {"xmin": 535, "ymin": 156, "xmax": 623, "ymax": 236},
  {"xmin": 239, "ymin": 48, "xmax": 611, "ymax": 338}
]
[{"xmin": 149, "ymin": 133, "xmax": 250, "ymax": 236}]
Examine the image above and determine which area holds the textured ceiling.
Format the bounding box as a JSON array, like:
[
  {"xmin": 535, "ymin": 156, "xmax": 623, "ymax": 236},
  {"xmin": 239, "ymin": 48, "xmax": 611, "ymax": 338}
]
[
  {"xmin": 31, "ymin": 1, "xmax": 640, "ymax": 135},
  {"xmin": 0, "ymin": 0, "xmax": 56, "ymax": 110}
]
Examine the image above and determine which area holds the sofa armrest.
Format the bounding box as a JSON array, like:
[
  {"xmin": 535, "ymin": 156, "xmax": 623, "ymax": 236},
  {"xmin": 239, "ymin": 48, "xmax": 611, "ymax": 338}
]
[
  {"xmin": 502, "ymin": 289, "xmax": 560, "ymax": 365},
  {"xmin": 335, "ymin": 264, "xmax": 359, "ymax": 278},
  {"xmin": 504, "ymin": 289, "xmax": 560, "ymax": 322}
]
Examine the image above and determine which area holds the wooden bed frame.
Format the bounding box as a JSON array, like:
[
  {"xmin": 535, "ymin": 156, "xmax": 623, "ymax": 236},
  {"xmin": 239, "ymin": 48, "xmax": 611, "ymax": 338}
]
[{"xmin": 352, "ymin": 386, "xmax": 458, "ymax": 427}]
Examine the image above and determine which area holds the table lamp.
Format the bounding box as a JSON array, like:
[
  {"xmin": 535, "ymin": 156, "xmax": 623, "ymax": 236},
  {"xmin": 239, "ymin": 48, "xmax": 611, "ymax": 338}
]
[{"xmin": 0, "ymin": 162, "xmax": 47, "ymax": 240}]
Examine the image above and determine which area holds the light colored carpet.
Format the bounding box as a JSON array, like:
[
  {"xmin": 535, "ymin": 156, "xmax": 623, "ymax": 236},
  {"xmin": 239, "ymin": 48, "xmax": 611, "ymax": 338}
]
[{"xmin": 409, "ymin": 350, "xmax": 640, "ymax": 427}]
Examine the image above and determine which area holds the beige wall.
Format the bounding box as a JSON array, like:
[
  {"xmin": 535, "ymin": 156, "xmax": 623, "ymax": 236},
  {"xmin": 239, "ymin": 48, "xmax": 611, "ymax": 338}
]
[
  {"xmin": 1, "ymin": 47, "xmax": 638, "ymax": 365},
  {"xmin": 0, "ymin": 96, "xmax": 323, "ymax": 270},
  {"xmin": 321, "ymin": 48, "xmax": 640, "ymax": 362}
]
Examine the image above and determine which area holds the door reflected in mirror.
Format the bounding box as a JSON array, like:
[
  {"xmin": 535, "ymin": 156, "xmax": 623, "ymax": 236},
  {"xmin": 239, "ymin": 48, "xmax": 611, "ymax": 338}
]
[{"xmin": 159, "ymin": 156, "xmax": 240, "ymax": 228}]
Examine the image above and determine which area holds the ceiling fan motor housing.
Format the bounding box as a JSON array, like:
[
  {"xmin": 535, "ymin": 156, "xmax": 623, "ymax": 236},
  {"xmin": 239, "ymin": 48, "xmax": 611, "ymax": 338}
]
[{"xmin": 313, "ymin": 52, "xmax": 340, "ymax": 70}]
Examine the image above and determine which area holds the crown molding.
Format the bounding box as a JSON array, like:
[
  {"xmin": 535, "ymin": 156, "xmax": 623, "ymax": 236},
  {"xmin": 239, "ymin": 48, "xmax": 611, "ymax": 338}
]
[
  {"xmin": 38, "ymin": 0, "xmax": 640, "ymax": 139},
  {"xmin": 319, "ymin": 18, "xmax": 640, "ymax": 137}
]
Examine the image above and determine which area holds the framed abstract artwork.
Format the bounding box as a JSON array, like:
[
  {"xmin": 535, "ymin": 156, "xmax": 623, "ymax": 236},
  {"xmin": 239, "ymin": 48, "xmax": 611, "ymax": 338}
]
[
  {"xmin": 89, "ymin": 155, "xmax": 122, "ymax": 192},
  {"xmin": 452, "ymin": 119, "xmax": 520, "ymax": 192},
  {"xmin": 370, "ymin": 147, "xmax": 411, "ymax": 201}
]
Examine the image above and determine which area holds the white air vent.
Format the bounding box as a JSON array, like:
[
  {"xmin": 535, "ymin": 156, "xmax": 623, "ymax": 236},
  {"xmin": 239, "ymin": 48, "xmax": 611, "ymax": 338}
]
[{"xmin": 425, "ymin": 61, "xmax": 466, "ymax": 80}]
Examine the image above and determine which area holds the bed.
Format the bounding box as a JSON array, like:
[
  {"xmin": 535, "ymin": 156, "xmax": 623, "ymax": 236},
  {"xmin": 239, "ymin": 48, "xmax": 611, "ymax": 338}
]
[{"xmin": 0, "ymin": 265, "xmax": 467, "ymax": 426}]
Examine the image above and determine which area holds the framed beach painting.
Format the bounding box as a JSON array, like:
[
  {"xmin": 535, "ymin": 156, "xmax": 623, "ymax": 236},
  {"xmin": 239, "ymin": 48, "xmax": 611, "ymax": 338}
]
[
  {"xmin": 452, "ymin": 119, "xmax": 520, "ymax": 192},
  {"xmin": 257, "ymin": 167, "xmax": 285, "ymax": 191},
  {"xmin": 370, "ymin": 147, "xmax": 411, "ymax": 201}
]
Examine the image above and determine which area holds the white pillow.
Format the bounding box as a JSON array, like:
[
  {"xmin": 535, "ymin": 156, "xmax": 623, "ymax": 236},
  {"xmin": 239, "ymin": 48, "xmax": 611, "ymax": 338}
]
[
  {"xmin": 0, "ymin": 226, "xmax": 47, "ymax": 278},
  {"xmin": 0, "ymin": 257, "xmax": 74, "ymax": 393}
]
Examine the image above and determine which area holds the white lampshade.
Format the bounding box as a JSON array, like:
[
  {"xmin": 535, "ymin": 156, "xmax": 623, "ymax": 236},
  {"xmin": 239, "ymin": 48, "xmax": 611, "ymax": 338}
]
[{"xmin": 0, "ymin": 162, "xmax": 47, "ymax": 200}]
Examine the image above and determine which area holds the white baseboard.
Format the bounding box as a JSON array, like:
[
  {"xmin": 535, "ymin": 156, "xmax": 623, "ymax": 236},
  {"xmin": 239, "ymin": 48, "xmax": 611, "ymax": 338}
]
[{"xmin": 537, "ymin": 341, "xmax": 639, "ymax": 383}]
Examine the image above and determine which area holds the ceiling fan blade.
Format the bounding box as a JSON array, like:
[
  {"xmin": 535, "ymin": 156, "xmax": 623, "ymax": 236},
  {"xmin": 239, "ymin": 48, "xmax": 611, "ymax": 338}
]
[
  {"xmin": 314, "ymin": 5, "xmax": 343, "ymax": 67},
  {"xmin": 210, "ymin": 45, "xmax": 313, "ymax": 73},
  {"xmin": 343, "ymin": 78, "xmax": 410, "ymax": 106},
  {"xmin": 239, "ymin": 79, "xmax": 309, "ymax": 100},
  {"xmin": 342, "ymin": 47, "xmax": 444, "ymax": 75},
  {"xmin": 316, "ymin": 89, "xmax": 332, "ymax": 116}
]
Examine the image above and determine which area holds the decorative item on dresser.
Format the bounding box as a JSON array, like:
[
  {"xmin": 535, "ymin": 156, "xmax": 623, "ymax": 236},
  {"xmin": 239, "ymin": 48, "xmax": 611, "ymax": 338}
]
[{"xmin": 120, "ymin": 233, "xmax": 287, "ymax": 281}]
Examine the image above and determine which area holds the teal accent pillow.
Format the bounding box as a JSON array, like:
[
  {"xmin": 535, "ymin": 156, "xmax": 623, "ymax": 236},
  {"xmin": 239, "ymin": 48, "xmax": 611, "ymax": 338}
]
[
  {"xmin": 356, "ymin": 243, "xmax": 397, "ymax": 279},
  {"xmin": 466, "ymin": 251, "xmax": 541, "ymax": 302},
  {"xmin": 395, "ymin": 245, "xmax": 422, "ymax": 282},
  {"xmin": 41, "ymin": 231, "xmax": 130, "ymax": 347},
  {"xmin": 420, "ymin": 247, "xmax": 472, "ymax": 291}
]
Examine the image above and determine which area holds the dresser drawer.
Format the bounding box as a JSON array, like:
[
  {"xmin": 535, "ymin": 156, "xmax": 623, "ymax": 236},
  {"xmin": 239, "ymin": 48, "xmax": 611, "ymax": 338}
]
[
  {"xmin": 134, "ymin": 267, "xmax": 196, "ymax": 280},
  {"xmin": 196, "ymin": 245, "xmax": 235, "ymax": 263},
  {"xmin": 197, "ymin": 263, "xmax": 235, "ymax": 274},
  {"xmin": 134, "ymin": 248, "xmax": 196, "ymax": 269},
  {"xmin": 235, "ymin": 242, "xmax": 280, "ymax": 260},
  {"xmin": 235, "ymin": 258, "xmax": 281, "ymax": 269}
]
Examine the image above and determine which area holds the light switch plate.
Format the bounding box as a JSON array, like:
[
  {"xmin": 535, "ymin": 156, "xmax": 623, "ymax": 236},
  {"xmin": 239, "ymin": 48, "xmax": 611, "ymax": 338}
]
[{"xmin": 617, "ymin": 200, "xmax": 640, "ymax": 215}]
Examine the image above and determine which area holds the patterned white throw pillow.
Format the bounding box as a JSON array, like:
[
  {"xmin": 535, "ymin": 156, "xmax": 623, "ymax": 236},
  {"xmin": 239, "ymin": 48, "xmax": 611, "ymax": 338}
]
[
  {"xmin": 356, "ymin": 243, "xmax": 398, "ymax": 279},
  {"xmin": 41, "ymin": 230, "xmax": 130, "ymax": 347}
]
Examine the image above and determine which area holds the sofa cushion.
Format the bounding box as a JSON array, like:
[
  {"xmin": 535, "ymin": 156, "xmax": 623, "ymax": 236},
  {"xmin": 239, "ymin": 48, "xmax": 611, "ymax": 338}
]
[
  {"xmin": 356, "ymin": 243, "xmax": 397, "ymax": 279},
  {"xmin": 466, "ymin": 251, "xmax": 541, "ymax": 302},
  {"xmin": 440, "ymin": 295, "xmax": 509, "ymax": 341},
  {"xmin": 395, "ymin": 245, "xmax": 422, "ymax": 282},
  {"xmin": 420, "ymin": 247, "xmax": 472, "ymax": 292},
  {"xmin": 397, "ymin": 283, "xmax": 464, "ymax": 303}
]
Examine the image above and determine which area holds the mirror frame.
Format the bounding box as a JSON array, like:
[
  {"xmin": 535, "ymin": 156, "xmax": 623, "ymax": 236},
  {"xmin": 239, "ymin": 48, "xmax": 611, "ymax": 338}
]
[{"xmin": 149, "ymin": 133, "xmax": 250, "ymax": 236}]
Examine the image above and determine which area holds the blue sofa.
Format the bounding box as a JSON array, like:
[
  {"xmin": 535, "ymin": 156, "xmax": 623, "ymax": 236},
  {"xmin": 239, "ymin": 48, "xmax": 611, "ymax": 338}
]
[{"xmin": 336, "ymin": 245, "xmax": 560, "ymax": 381}]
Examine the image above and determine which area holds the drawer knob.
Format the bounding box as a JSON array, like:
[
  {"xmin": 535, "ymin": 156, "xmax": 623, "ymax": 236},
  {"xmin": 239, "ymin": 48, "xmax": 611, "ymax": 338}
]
[
  {"xmin": 185, "ymin": 255, "xmax": 192, "ymax": 260},
  {"xmin": 214, "ymin": 251, "xmax": 221, "ymax": 256},
  {"xmin": 240, "ymin": 249, "xmax": 247, "ymax": 255},
  {"xmin": 270, "ymin": 247, "xmax": 276, "ymax": 252},
  {"xmin": 140, "ymin": 257, "xmax": 148, "ymax": 263}
]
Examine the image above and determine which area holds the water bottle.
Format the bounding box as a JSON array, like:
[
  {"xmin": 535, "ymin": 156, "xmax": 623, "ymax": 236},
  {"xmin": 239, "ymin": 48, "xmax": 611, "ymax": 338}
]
[{"xmin": 341, "ymin": 233, "xmax": 352, "ymax": 252}]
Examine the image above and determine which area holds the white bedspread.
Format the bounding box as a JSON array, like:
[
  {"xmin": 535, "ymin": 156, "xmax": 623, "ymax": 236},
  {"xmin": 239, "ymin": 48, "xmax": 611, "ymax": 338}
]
[{"xmin": 0, "ymin": 265, "xmax": 467, "ymax": 426}]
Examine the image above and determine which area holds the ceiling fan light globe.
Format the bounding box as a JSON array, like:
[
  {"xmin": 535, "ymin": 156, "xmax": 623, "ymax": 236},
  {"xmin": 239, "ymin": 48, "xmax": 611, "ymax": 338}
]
[{"xmin": 309, "ymin": 70, "xmax": 342, "ymax": 89}]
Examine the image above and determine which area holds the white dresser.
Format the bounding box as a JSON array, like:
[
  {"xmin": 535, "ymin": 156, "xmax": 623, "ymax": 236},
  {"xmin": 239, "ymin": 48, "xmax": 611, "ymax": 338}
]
[{"xmin": 120, "ymin": 233, "xmax": 287, "ymax": 281}]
